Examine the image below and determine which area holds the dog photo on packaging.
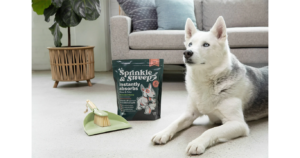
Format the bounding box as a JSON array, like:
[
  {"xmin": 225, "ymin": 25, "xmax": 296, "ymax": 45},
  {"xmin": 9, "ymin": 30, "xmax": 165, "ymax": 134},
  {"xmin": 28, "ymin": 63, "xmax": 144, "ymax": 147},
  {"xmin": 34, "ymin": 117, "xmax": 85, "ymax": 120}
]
[{"xmin": 151, "ymin": 16, "xmax": 268, "ymax": 155}]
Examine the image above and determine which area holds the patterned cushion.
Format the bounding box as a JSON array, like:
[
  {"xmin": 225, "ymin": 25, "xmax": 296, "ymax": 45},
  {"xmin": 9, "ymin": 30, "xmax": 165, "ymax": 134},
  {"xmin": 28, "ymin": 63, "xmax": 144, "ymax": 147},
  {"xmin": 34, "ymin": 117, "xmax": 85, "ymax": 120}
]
[{"xmin": 117, "ymin": 0, "xmax": 158, "ymax": 32}]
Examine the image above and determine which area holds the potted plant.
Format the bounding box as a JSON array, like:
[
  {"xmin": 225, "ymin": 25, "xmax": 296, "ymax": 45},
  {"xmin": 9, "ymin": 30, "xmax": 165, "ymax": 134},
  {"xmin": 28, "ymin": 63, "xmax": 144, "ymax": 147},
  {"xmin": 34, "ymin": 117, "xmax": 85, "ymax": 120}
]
[{"xmin": 32, "ymin": 0, "xmax": 101, "ymax": 88}]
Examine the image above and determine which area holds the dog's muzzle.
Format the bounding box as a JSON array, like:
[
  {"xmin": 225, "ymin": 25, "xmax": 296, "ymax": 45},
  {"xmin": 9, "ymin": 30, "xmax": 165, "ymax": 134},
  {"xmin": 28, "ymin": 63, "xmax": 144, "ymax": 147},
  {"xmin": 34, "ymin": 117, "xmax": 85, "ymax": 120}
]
[{"xmin": 183, "ymin": 50, "xmax": 193, "ymax": 59}]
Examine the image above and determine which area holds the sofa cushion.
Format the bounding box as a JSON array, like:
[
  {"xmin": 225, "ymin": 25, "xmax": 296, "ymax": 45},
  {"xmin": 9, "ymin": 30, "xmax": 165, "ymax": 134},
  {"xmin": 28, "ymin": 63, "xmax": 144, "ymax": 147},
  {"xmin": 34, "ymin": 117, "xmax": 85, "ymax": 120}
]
[
  {"xmin": 117, "ymin": 0, "xmax": 157, "ymax": 31},
  {"xmin": 129, "ymin": 27, "xmax": 268, "ymax": 50},
  {"xmin": 129, "ymin": 30, "xmax": 186, "ymax": 50},
  {"xmin": 203, "ymin": 0, "xmax": 268, "ymax": 31},
  {"xmin": 155, "ymin": 0, "xmax": 197, "ymax": 30},
  {"xmin": 194, "ymin": 0, "xmax": 203, "ymax": 30},
  {"xmin": 227, "ymin": 27, "xmax": 268, "ymax": 48}
]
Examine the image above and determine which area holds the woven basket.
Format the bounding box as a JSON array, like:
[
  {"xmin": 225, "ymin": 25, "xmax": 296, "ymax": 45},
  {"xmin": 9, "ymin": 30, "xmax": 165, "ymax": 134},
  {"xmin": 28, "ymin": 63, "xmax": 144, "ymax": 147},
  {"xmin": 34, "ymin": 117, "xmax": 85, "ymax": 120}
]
[{"xmin": 48, "ymin": 46, "xmax": 95, "ymax": 87}]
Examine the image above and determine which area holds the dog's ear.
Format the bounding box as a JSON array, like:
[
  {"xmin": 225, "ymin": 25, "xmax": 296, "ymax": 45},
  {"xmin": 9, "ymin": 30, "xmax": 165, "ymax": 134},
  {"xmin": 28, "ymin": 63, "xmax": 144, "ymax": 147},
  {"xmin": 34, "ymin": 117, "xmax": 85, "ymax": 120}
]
[
  {"xmin": 140, "ymin": 84, "xmax": 145, "ymax": 91},
  {"xmin": 210, "ymin": 16, "xmax": 227, "ymax": 41},
  {"xmin": 148, "ymin": 83, "xmax": 152, "ymax": 90},
  {"xmin": 185, "ymin": 18, "xmax": 197, "ymax": 41}
]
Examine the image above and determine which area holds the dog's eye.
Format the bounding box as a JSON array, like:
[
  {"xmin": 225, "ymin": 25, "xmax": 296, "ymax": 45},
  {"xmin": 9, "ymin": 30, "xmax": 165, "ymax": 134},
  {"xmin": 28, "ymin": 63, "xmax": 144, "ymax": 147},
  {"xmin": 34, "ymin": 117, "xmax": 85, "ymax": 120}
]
[
  {"xmin": 203, "ymin": 43, "xmax": 210, "ymax": 47},
  {"xmin": 188, "ymin": 42, "xmax": 192, "ymax": 47}
]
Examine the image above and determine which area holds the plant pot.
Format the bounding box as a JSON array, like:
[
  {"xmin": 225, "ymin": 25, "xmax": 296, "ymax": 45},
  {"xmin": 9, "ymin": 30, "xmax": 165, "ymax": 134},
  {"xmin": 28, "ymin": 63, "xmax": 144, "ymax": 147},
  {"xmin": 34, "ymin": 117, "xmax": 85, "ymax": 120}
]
[{"xmin": 48, "ymin": 46, "xmax": 95, "ymax": 88}]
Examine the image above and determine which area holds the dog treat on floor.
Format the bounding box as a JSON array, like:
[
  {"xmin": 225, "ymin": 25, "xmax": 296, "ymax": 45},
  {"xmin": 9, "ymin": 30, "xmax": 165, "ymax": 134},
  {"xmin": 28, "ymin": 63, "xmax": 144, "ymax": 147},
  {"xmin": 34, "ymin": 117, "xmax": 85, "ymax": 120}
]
[{"xmin": 112, "ymin": 59, "xmax": 164, "ymax": 120}]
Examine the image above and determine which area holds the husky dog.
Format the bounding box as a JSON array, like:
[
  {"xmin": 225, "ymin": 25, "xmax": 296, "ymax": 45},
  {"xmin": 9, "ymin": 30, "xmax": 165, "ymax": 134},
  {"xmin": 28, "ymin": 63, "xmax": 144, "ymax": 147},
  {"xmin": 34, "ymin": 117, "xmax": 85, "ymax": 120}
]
[
  {"xmin": 137, "ymin": 84, "xmax": 156, "ymax": 114},
  {"xmin": 151, "ymin": 16, "xmax": 268, "ymax": 155}
]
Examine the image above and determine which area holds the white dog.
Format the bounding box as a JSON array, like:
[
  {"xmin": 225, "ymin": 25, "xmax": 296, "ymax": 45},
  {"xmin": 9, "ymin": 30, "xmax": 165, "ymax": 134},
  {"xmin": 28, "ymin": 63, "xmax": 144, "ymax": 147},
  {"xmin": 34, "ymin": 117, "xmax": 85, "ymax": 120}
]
[
  {"xmin": 151, "ymin": 16, "xmax": 268, "ymax": 155},
  {"xmin": 136, "ymin": 84, "xmax": 156, "ymax": 114}
]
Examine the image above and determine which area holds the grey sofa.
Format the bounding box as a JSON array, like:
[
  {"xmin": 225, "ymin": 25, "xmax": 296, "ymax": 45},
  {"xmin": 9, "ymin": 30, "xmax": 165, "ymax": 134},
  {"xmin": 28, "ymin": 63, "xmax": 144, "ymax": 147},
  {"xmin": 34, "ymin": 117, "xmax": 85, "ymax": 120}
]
[{"xmin": 110, "ymin": 0, "xmax": 268, "ymax": 66}]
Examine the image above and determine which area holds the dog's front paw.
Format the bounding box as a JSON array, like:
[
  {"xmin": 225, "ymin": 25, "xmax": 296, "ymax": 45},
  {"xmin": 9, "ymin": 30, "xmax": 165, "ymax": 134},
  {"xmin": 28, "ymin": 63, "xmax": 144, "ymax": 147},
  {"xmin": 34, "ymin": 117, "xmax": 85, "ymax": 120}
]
[
  {"xmin": 185, "ymin": 140, "xmax": 206, "ymax": 155},
  {"xmin": 151, "ymin": 130, "xmax": 174, "ymax": 145}
]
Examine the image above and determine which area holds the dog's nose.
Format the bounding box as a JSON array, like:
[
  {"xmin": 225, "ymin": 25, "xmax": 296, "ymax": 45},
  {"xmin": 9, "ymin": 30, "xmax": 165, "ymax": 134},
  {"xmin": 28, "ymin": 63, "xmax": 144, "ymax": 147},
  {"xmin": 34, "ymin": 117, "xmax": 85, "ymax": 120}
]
[{"xmin": 183, "ymin": 50, "xmax": 193, "ymax": 59}]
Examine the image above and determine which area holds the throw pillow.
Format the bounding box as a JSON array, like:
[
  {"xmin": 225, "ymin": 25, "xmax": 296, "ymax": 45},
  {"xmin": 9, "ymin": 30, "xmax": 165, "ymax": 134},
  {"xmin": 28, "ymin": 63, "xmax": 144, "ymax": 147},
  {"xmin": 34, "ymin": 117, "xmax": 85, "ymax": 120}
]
[
  {"xmin": 155, "ymin": 0, "xmax": 197, "ymax": 30},
  {"xmin": 117, "ymin": 0, "xmax": 158, "ymax": 32}
]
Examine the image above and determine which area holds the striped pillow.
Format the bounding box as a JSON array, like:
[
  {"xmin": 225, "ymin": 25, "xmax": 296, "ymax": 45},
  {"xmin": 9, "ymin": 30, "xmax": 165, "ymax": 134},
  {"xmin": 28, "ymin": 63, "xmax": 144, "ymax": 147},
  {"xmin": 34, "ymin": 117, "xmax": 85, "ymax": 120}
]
[{"xmin": 117, "ymin": 0, "xmax": 158, "ymax": 32}]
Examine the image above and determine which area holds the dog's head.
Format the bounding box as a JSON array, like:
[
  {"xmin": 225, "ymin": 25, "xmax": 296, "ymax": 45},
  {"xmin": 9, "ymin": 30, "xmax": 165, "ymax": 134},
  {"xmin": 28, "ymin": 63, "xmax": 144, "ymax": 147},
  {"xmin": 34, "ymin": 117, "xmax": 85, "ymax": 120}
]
[
  {"xmin": 183, "ymin": 16, "xmax": 229, "ymax": 68},
  {"xmin": 140, "ymin": 83, "xmax": 156, "ymax": 98}
]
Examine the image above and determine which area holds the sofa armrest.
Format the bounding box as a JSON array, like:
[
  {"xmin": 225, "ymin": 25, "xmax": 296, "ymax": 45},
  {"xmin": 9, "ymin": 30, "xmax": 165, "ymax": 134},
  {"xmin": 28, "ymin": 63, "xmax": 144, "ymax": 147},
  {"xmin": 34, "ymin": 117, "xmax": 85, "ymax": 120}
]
[{"xmin": 110, "ymin": 16, "xmax": 132, "ymax": 60}]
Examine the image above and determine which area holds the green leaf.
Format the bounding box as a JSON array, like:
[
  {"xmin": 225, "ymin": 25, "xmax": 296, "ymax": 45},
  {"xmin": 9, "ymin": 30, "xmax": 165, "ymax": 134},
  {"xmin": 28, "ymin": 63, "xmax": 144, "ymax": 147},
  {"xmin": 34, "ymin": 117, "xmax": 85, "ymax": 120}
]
[
  {"xmin": 49, "ymin": 22, "xmax": 63, "ymax": 47},
  {"xmin": 60, "ymin": 0, "xmax": 82, "ymax": 27},
  {"xmin": 55, "ymin": 8, "xmax": 68, "ymax": 28},
  {"xmin": 52, "ymin": 0, "xmax": 64, "ymax": 8},
  {"xmin": 44, "ymin": 4, "xmax": 58, "ymax": 22},
  {"xmin": 72, "ymin": 0, "xmax": 101, "ymax": 20},
  {"xmin": 32, "ymin": 0, "xmax": 52, "ymax": 15}
]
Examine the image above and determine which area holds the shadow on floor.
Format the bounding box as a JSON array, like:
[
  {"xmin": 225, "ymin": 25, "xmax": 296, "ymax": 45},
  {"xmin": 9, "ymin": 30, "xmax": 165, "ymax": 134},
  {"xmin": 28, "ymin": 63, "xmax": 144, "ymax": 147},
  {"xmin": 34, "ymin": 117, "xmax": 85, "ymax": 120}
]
[
  {"xmin": 55, "ymin": 81, "xmax": 95, "ymax": 88},
  {"xmin": 163, "ymin": 72, "xmax": 185, "ymax": 82},
  {"xmin": 247, "ymin": 117, "xmax": 268, "ymax": 126}
]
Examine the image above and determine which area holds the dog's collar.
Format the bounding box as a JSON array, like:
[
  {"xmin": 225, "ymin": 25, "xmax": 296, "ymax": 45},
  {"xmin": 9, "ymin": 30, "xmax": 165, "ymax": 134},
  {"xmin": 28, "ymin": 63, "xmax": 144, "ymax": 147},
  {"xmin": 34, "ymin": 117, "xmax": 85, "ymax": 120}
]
[{"xmin": 143, "ymin": 96, "xmax": 152, "ymax": 101}]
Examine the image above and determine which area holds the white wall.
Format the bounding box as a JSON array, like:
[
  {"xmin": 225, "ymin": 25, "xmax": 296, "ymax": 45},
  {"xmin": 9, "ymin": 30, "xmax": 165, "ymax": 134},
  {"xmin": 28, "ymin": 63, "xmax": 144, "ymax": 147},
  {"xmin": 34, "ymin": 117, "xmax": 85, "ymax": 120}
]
[
  {"xmin": 110, "ymin": 0, "xmax": 119, "ymax": 17},
  {"xmin": 32, "ymin": 0, "xmax": 111, "ymax": 71},
  {"xmin": 32, "ymin": 11, "xmax": 76, "ymax": 70}
]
